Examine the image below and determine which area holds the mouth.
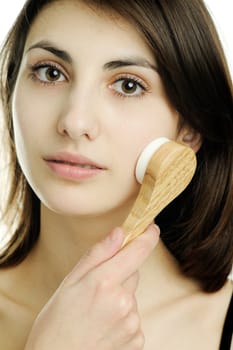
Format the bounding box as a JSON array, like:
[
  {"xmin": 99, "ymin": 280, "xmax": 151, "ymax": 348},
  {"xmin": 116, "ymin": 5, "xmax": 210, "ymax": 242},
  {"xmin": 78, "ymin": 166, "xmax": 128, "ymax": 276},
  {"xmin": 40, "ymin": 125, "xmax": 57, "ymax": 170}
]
[
  {"xmin": 43, "ymin": 152, "xmax": 106, "ymax": 181},
  {"xmin": 44, "ymin": 151, "xmax": 105, "ymax": 168},
  {"xmin": 51, "ymin": 160, "xmax": 100, "ymax": 169}
]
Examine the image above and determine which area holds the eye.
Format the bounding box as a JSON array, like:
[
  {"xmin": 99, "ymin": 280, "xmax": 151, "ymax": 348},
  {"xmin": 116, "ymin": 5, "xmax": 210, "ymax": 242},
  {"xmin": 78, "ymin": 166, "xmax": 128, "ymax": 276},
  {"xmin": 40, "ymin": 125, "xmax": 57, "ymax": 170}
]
[
  {"xmin": 29, "ymin": 63, "xmax": 67, "ymax": 84},
  {"xmin": 110, "ymin": 76, "xmax": 149, "ymax": 98}
]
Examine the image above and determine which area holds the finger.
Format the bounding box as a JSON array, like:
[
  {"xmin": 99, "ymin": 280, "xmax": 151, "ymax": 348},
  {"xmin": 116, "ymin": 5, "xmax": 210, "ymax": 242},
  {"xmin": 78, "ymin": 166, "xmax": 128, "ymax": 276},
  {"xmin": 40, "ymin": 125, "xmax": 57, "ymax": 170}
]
[
  {"xmin": 122, "ymin": 271, "xmax": 140, "ymax": 294},
  {"xmin": 95, "ymin": 224, "xmax": 160, "ymax": 286},
  {"xmin": 64, "ymin": 227, "xmax": 124, "ymax": 284},
  {"xmin": 121, "ymin": 331, "xmax": 145, "ymax": 350}
]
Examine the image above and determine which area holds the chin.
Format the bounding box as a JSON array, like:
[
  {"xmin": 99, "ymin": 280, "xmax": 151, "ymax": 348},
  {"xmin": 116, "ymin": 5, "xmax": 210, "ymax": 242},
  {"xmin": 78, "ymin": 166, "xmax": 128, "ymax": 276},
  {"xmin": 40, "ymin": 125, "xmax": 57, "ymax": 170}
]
[{"xmin": 35, "ymin": 178, "xmax": 137, "ymax": 219}]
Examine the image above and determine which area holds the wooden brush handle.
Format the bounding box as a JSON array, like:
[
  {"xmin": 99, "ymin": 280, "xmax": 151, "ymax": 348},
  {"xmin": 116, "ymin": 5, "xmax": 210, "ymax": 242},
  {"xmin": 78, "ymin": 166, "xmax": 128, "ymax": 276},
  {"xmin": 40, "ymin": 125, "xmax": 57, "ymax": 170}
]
[{"xmin": 121, "ymin": 141, "xmax": 197, "ymax": 247}]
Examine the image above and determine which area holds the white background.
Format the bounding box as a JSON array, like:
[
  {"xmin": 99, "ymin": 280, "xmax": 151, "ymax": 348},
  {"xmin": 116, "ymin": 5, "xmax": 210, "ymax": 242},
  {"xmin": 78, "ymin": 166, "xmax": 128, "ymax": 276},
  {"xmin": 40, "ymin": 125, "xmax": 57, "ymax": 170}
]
[{"xmin": 0, "ymin": 0, "xmax": 232, "ymax": 77}]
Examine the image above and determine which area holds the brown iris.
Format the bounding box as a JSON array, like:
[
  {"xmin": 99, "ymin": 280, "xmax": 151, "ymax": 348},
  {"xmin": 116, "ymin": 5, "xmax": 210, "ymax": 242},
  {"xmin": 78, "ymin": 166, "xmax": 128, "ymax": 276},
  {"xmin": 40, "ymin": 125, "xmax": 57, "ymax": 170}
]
[
  {"xmin": 45, "ymin": 67, "xmax": 61, "ymax": 81},
  {"xmin": 121, "ymin": 79, "xmax": 137, "ymax": 94}
]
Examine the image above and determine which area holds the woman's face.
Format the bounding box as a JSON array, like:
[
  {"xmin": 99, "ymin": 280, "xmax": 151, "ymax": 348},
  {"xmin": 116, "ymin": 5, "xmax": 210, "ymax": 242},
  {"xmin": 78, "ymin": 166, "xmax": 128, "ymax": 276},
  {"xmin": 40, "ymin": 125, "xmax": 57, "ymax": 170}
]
[{"xmin": 12, "ymin": 0, "xmax": 180, "ymax": 218}]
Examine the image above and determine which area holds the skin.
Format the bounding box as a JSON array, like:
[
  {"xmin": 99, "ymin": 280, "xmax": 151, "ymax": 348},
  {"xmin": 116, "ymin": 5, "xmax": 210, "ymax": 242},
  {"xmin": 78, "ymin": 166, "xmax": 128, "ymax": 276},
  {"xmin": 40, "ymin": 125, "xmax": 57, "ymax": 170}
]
[
  {"xmin": 12, "ymin": 2, "xmax": 180, "ymax": 219},
  {"xmin": 0, "ymin": 1, "xmax": 232, "ymax": 349}
]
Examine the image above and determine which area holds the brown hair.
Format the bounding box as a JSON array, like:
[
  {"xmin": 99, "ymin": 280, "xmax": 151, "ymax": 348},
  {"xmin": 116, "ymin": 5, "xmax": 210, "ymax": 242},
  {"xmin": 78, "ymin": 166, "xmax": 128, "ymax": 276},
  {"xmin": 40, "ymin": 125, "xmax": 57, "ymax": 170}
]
[{"xmin": 0, "ymin": 0, "xmax": 232, "ymax": 292}]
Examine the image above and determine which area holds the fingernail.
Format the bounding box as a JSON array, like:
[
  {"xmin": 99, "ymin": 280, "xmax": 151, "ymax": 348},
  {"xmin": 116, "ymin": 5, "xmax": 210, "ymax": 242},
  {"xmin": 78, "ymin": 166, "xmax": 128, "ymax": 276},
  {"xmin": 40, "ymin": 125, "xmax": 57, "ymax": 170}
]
[
  {"xmin": 149, "ymin": 223, "xmax": 160, "ymax": 238},
  {"xmin": 153, "ymin": 224, "xmax": 160, "ymax": 234}
]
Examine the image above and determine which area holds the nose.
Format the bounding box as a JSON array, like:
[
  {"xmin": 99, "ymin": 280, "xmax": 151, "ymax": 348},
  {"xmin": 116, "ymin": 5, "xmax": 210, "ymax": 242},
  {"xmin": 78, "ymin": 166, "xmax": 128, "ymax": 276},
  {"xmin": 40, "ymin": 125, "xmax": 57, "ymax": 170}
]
[{"xmin": 57, "ymin": 88, "xmax": 100, "ymax": 141}]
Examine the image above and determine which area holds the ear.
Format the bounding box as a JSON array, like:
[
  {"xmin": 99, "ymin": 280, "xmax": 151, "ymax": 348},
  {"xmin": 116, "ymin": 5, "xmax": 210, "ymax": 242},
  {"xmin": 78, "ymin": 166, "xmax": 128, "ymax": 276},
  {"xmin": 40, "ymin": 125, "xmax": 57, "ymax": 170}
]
[{"xmin": 176, "ymin": 127, "xmax": 202, "ymax": 153}]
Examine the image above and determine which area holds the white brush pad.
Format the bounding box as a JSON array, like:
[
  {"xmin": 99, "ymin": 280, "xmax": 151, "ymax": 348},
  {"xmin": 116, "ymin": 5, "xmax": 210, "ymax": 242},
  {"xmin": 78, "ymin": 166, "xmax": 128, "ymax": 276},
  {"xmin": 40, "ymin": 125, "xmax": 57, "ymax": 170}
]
[{"xmin": 135, "ymin": 137, "xmax": 170, "ymax": 184}]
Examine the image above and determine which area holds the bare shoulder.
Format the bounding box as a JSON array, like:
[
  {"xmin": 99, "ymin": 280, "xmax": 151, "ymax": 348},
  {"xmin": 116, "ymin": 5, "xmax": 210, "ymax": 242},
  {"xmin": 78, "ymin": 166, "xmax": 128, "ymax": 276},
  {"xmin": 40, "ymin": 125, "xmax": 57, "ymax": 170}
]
[
  {"xmin": 208, "ymin": 279, "xmax": 233, "ymax": 347},
  {"xmin": 0, "ymin": 270, "xmax": 33, "ymax": 350},
  {"xmin": 220, "ymin": 279, "xmax": 233, "ymax": 350},
  {"xmin": 0, "ymin": 284, "xmax": 18, "ymax": 350},
  {"xmin": 215, "ymin": 279, "xmax": 233, "ymax": 314},
  {"xmin": 207, "ymin": 279, "xmax": 233, "ymax": 324},
  {"xmin": 143, "ymin": 279, "xmax": 233, "ymax": 350}
]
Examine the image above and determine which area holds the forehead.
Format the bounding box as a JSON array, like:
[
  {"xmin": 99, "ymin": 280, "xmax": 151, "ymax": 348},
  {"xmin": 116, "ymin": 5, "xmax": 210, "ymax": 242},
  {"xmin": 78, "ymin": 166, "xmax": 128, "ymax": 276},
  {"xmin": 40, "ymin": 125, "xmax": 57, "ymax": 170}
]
[{"xmin": 25, "ymin": 0, "xmax": 155, "ymax": 62}]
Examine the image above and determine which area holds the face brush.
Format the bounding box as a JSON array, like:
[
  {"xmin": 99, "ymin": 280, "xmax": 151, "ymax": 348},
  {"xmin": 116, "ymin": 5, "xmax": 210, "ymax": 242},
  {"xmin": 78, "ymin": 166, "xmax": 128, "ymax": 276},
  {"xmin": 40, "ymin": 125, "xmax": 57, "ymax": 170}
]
[{"xmin": 121, "ymin": 137, "xmax": 197, "ymax": 248}]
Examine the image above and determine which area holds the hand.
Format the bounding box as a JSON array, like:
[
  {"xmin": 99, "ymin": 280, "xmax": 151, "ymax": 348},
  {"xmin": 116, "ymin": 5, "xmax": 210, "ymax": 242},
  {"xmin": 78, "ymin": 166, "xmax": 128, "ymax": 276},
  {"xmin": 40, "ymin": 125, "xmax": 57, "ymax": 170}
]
[{"xmin": 24, "ymin": 224, "xmax": 160, "ymax": 350}]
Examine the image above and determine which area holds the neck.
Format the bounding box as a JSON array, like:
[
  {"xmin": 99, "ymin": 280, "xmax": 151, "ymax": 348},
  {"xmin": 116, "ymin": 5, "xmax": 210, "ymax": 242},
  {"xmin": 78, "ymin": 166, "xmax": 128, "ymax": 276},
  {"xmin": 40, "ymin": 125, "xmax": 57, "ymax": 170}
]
[
  {"xmin": 31, "ymin": 203, "xmax": 133, "ymax": 286},
  {"xmin": 25, "ymin": 204, "xmax": 200, "ymax": 314}
]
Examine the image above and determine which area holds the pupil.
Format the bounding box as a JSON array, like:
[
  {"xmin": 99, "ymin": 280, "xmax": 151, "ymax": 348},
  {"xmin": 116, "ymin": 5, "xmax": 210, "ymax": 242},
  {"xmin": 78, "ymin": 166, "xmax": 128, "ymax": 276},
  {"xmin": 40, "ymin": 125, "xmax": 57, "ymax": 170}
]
[
  {"xmin": 123, "ymin": 80, "xmax": 136, "ymax": 93},
  {"xmin": 46, "ymin": 68, "xmax": 60, "ymax": 81}
]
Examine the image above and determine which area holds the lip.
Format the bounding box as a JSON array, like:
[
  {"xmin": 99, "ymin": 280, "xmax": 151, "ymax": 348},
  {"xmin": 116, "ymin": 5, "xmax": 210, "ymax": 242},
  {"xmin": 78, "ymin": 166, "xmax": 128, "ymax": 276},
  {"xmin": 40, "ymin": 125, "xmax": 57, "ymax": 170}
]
[{"xmin": 43, "ymin": 152, "xmax": 106, "ymax": 181}]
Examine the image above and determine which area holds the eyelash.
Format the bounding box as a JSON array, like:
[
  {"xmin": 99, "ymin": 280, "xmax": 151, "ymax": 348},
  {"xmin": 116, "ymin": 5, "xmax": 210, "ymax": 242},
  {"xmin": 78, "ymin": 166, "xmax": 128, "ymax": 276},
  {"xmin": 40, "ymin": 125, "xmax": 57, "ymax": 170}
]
[
  {"xmin": 109, "ymin": 74, "xmax": 151, "ymax": 99},
  {"xmin": 28, "ymin": 62, "xmax": 151, "ymax": 98},
  {"xmin": 28, "ymin": 61, "xmax": 68, "ymax": 86}
]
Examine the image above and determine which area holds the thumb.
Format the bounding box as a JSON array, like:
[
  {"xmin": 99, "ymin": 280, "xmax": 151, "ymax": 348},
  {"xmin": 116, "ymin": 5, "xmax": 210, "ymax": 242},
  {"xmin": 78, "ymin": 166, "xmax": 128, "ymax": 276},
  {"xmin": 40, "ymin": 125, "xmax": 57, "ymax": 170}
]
[{"xmin": 64, "ymin": 227, "xmax": 124, "ymax": 284}]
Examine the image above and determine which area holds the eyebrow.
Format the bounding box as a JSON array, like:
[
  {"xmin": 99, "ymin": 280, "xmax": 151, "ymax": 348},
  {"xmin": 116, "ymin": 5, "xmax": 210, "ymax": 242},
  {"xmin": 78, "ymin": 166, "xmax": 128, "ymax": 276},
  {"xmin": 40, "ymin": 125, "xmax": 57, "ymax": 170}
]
[
  {"xmin": 103, "ymin": 59, "xmax": 158, "ymax": 72},
  {"xmin": 26, "ymin": 40, "xmax": 158, "ymax": 72},
  {"xmin": 26, "ymin": 40, "xmax": 73, "ymax": 64}
]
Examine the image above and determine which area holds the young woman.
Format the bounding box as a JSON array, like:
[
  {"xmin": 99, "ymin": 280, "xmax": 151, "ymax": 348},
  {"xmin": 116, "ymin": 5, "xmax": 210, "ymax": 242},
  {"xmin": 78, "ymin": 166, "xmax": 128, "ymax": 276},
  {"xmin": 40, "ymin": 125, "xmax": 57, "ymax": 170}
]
[{"xmin": 0, "ymin": 0, "xmax": 232, "ymax": 349}]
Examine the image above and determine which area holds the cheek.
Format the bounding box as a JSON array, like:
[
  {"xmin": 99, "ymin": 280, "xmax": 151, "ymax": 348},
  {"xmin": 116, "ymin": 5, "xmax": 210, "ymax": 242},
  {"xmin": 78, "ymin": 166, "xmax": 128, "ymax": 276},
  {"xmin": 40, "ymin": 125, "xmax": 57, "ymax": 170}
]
[
  {"xmin": 12, "ymin": 89, "xmax": 31, "ymax": 152},
  {"xmin": 12, "ymin": 82, "xmax": 57, "ymax": 145},
  {"xmin": 12, "ymin": 100, "xmax": 28, "ymax": 136},
  {"xmin": 11, "ymin": 91, "xmax": 36, "ymax": 179},
  {"xmin": 108, "ymin": 99, "xmax": 179, "ymax": 186},
  {"xmin": 11, "ymin": 82, "xmax": 53, "ymax": 172},
  {"xmin": 12, "ymin": 80, "xmax": 39, "ymax": 131},
  {"xmin": 109, "ymin": 95, "xmax": 178, "ymax": 139},
  {"xmin": 112, "ymin": 102, "xmax": 178, "ymax": 157}
]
